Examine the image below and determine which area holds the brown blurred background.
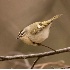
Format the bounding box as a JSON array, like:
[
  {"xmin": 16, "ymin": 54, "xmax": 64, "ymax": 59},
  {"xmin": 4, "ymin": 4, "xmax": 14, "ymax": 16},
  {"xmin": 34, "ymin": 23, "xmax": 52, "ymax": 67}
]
[{"xmin": 0, "ymin": 0, "xmax": 70, "ymax": 68}]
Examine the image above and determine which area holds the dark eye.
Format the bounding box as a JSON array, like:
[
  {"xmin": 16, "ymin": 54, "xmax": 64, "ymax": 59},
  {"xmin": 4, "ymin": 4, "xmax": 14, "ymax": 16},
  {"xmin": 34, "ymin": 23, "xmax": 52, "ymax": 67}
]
[
  {"xmin": 20, "ymin": 31, "xmax": 25, "ymax": 35},
  {"xmin": 18, "ymin": 29, "xmax": 26, "ymax": 37}
]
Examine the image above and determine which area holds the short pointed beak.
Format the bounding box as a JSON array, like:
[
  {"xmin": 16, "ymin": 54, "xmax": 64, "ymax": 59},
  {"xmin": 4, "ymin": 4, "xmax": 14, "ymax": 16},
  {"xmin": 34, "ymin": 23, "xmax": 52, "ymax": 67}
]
[{"xmin": 16, "ymin": 37, "xmax": 19, "ymax": 39}]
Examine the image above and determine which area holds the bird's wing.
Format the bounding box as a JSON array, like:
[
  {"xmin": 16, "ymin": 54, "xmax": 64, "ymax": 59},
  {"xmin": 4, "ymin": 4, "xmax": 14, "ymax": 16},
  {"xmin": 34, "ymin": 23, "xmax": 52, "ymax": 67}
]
[{"xmin": 30, "ymin": 22, "xmax": 49, "ymax": 35}]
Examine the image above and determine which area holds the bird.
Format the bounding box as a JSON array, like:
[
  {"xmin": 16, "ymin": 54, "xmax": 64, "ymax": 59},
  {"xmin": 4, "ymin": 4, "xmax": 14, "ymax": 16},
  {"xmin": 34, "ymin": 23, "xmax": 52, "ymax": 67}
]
[{"xmin": 17, "ymin": 14, "xmax": 63, "ymax": 47}]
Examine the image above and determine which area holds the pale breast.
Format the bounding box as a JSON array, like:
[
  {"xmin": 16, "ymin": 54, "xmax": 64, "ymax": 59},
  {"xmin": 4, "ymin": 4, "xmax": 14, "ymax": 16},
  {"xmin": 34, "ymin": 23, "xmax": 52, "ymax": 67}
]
[
  {"xmin": 29, "ymin": 23, "xmax": 52, "ymax": 43},
  {"xmin": 20, "ymin": 35, "xmax": 33, "ymax": 45}
]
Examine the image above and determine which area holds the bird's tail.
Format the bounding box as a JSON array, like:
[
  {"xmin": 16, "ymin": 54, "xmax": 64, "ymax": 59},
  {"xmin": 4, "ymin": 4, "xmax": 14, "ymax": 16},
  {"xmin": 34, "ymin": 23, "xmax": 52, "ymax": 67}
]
[
  {"xmin": 50, "ymin": 14, "xmax": 63, "ymax": 21},
  {"xmin": 41, "ymin": 14, "xmax": 63, "ymax": 26}
]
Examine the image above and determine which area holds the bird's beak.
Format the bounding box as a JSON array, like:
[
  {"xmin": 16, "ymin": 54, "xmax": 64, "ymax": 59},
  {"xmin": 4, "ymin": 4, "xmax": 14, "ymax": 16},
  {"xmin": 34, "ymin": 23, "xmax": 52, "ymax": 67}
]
[{"xmin": 16, "ymin": 37, "xmax": 19, "ymax": 39}]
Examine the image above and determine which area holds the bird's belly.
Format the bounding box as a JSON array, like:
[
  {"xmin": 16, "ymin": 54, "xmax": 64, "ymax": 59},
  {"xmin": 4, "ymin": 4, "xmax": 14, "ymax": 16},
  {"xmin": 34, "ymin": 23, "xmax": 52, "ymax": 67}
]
[
  {"xmin": 20, "ymin": 35, "xmax": 33, "ymax": 45},
  {"xmin": 29, "ymin": 28, "xmax": 50, "ymax": 43}
]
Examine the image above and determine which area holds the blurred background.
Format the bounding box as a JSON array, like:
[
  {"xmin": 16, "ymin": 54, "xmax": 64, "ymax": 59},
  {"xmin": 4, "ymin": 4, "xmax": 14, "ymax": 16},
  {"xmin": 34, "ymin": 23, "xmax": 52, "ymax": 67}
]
[{"xmin": 0, "ymin": 0, "xmax": 70, "ymax": 69}]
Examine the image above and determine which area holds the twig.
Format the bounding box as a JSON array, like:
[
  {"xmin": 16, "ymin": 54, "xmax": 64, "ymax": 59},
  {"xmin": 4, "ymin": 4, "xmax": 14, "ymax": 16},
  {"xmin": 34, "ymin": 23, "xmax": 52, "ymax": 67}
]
[
  {"xmin": 0, "ymin": 47, "xmax": 70, "ymax": 61},
  {"xmin": 34, "ymin": 60, "xmax": 70, "ymax": 69},
  {"xmin": 61, "ymin": 66, "xmax": 70, "ymax": 69},
  {"xmin": 5, "ymin": 52, "xmax": 31, "ymax": 69},
  {"xmin": 31, "ymin": 57, "xmax": 41, "ymax": 69},
  {"xmin": 35, "ymin": 60, "xmax": 65, "ymax": 69}
]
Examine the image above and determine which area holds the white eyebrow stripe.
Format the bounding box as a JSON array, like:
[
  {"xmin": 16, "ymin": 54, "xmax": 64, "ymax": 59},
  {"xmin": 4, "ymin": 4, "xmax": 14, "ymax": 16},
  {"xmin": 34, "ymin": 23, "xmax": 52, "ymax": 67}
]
[{"xmin": 37, "ymin": 24, "xmax": 42, "ymax": 28}]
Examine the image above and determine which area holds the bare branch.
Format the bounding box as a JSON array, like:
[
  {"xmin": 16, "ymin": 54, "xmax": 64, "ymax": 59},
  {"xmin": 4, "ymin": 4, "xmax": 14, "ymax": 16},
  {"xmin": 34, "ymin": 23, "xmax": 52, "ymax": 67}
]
[
  {"xmin": 35, "ymin": 60, "xmax": 70, "ymax": 69},
  {"xmin": 35, "ymin": 60, "xmax": 65, "ymax": 69},
  {"xmin": 31, "ymin": 57, "xmax": 41, "ymax": 69},
  {"xmin": 0, "ymin": 47, "xmax": 70, "ymax": 61},
  {"xmin": 61, "ymin": 66, "xmax": 70, "ymax": 69}
]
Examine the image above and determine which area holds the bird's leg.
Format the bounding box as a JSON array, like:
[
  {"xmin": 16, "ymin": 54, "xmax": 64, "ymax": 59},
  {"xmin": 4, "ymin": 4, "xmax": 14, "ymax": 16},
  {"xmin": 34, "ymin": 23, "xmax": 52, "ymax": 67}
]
[{"xmin": 36, "ymin": 43, "xmax": 56, "ymax": 52}]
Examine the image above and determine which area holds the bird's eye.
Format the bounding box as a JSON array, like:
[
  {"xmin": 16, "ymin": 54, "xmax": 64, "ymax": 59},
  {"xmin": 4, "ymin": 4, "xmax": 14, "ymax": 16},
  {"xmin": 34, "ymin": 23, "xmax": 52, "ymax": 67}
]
[
  {"xmin": 18, "ymin": 29, "xmax": 26, "ymax": 38},
  {"xmin": 20, "ymin": 30, "xmax": 26, "ymax": 35},
  {"xmin": 20, "ymin": 31, "xmax": 25, "ymax": 35}
]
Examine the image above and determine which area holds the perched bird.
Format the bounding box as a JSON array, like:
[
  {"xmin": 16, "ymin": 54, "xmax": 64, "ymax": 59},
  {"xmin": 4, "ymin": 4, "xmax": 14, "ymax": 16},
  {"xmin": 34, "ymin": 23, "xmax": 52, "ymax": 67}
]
[{"xmin": 17, "ymin": 14, "xmax": 63, "ymax": 46}]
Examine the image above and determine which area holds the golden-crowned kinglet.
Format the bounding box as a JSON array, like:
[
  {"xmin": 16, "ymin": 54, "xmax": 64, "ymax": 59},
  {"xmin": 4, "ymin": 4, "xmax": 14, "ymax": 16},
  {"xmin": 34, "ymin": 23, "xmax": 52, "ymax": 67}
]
[{"xmin": 17, "ymin": 14, "xmax": 63, "ymax": 46}]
